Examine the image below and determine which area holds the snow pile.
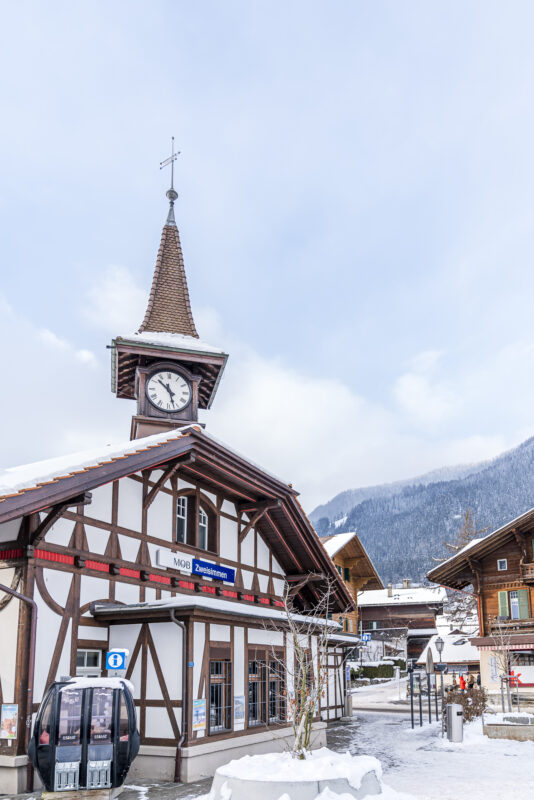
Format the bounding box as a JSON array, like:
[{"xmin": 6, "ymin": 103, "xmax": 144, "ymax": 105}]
[
  {"xmin": 216, "ymin": 748, "xmax": 382, "ymax": 789},
  {"xmin": 60, "ymin": 677, "xmax": 134, "ymax": 692},
  {"xmin": 485, "ymin": 712, "xmax": 534, "ymax": 725}
]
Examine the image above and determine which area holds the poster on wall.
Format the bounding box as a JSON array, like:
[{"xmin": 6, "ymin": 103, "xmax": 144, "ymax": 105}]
[
  {"xmin": 192, "ymin": 699, "xmax": 206, "ymax": 731},
  {"xmin": 489, "ymin": 656, "xmax": 499, "ymax": 683},
  {"xmin": 0, "ymin": 704, "xmax": 18, "ymax": 739},
  {"xmin": 234, "ymin": 695, "xmax": 245, "ymax": 722}
]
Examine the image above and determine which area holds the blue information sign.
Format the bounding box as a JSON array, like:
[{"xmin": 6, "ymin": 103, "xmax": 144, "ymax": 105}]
[
  {"xmin": 106, "ymin": 650, "xmax": 127, "ymax": 670},
  {"xmin": 192, "ymin": 558, "xmax": 235, "ymax": 584},
  {"xmin": 361, "ymin": 633, "xmax": 371, "ymax": 642}
]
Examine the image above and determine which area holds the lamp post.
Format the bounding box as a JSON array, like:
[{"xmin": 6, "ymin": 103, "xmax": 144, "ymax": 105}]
[{"xmin": 435, "ymin": 636, "xmax": 445, "ymax": 737}]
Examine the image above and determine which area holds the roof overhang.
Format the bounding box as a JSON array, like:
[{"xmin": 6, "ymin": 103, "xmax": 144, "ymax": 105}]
[{"xmin": 111, "ymin": 335, "xmax": 228, "ymax": 409}]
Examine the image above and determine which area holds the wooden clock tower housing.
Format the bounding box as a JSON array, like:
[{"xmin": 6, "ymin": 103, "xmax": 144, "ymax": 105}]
[{"xmin": 110, "ymin": 189, "xmax": 228, "ymax": 439}]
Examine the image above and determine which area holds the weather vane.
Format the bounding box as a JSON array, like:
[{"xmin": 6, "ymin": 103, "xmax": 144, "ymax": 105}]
[{"xmin": 160, "ymin": 136, "xmax": 180, "ymax": 199}]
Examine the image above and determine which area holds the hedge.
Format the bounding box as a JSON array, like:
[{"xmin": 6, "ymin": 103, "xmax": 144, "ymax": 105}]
[{"xmin": 358, "ymin": 664, "xmax": 395, "ymax": 679}]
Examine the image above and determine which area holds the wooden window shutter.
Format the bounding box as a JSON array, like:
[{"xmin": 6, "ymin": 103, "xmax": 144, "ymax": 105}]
[
  {"xmin": 498, "ymin": 590, "xmax": 509, "ymax": 618},
  {"xmin": 517, "ymin": 589, "xmax": 530, "ymax": 620}
]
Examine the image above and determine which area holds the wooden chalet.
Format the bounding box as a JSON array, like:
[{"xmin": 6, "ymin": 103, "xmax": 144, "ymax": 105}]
[
  {"xmin": 358, "ymin": 581, "xmax": 447, "ymax": 660},
  {"xmin": 427, "ymin": 509, "xmax": 534, "ymax": 694},
  {"xmin": 0, "ymin": 183, "xmax": 354, "ymax": 792},
  {"xmin": 320, "ymin": 532, "xmax": 383, "ymax": 634}
]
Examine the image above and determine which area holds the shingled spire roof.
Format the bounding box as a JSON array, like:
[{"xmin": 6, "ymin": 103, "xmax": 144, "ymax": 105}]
[{"xmin": 138, "ymin": 190, "xmax": 199, "ymax": 337}]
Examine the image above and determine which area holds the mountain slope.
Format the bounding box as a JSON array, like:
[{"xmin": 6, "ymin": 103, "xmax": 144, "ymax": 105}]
[{"xmin": 310, "ymin": 436, "xmax": 534, "ymax": 584}]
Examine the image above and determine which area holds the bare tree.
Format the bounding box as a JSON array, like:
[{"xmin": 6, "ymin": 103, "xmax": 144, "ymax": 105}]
[
  {"xmin": 269, "ymin": 577, "xmax": 348, "ymax": 759},
  {"xmin": 487, "ymin": 616, "xmax": 518, "ymax": 712}
]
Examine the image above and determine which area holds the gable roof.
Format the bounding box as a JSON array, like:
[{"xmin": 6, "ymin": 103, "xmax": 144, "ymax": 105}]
[
  {"xmin": 417, "ymin": 632, "xmax": 480, "ymax": 666},
  {"xmin": 139, "ymin": 216, "xmax": 198, "ymax": 337},
  {"xmin": 320, "ymin": 531, "xmax": 383, "ymax": 590},
  {"xmin": 358, "ymin": 585, "xmax": 447, "ymax": 607},
  {"xmin": 427, "ymin": 505, "xmax": 534, "ymax": 589},
  {"xmin": 0, "ymin": 425, "xmax": 354, "ymax": 612}
]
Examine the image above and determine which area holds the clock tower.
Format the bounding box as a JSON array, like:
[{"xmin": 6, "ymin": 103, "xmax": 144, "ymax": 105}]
[{"xmin": 111, "ymin": 149, "xmax": 228, "ymax": 440}]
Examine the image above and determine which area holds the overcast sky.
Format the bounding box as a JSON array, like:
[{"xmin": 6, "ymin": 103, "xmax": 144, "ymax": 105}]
[{"xmin": 2, "ymin": 1, "xmax": 534, "ymax": 510}]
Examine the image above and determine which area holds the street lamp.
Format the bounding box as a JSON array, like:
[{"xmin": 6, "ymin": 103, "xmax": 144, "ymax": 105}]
[{"xmin": 435, "ymin": 636, "xmax": 445, "ymax": 737}]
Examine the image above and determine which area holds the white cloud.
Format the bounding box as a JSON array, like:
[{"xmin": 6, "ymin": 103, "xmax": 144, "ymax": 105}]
[
  {"xmin": 39, "ymin": 328, "xmax": 98, "ymax": 367},
  {"xmin": 83, "ymin": 265, "xmax": 147, "ymax": 332}
]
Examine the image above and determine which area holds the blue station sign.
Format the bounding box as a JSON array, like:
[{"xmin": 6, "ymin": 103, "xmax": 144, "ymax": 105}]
[{"xmin": 192, "ymin": 558, "xmax": 235, "ymax": 584}]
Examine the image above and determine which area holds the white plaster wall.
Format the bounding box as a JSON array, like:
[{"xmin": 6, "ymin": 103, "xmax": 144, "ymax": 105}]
[
  {"xmin": 221, "ymin": 500, "xmax": 236, "ymax": 516},
  {"xmin": 177, "ymin": 478, "xmax": 194, "ymax": 491},
  {"xmin": 200, "ymin": 490, "xmax": 217, "ymax": 507},
  {"xmin": 145, "ymin": 706, "xmax": 176, "ymax": 739},
  {"xmin": 145, "ymin": 588, "xmax": 157, "ymax": 603},
  {"xmin": 109, "ymin": 624, "xmax": 142, "ymax": 698},
  {"xmin": 273, "ymin": 578, "xmax": 285, "ymax": 595},
  {"xmin": 117, "ymin": 477, "xmax": 143, "ymax": 532},
  {"xmin": 149, "ymin": 623, "xmax": 182, "ymax": 699},
  {"xmin": 84, "ymin": 525, "xmax": 110, "ymax": 555},
  {"xmin": 219, "ymin": 516, "xmax": 238, "ymax": 562},
  {"xmin": 87, "ymin": 483, "xmax": 113, "ymax": 522},
  {"xmin": 117, "ymin": 533, "xmax": 140, "ymax": 564},
  {"xmin": 285, "ymin": 633, "xmax": 294, "ymax": 694},
  {"xmin": 0, "ymin": 518, "xmax": 21, "ymax": 542},
  {"xmin": 247, "ymin": 629, "xmax": 284, "ymax": 646},
  {"xmin": 241, "ymin": 531, "xmax": 254, "ymax": 567},
  {"xmin": 78, "ymin": 624, "xmax": 108, "ymax": 642},
  {"xmin": 0, "ymin": 578, "xmax": 21, "ymax": 702},
  {"xmin": 80, "ymin": 575, "xmax": 110, "ymax": 607},
  {"xmin": 258, "ymin": 574, "xmax": 269, "ymax": 593},
  {"xmin": 34, "ymin": 583, "xmax": 71, "ymax": 700},
  {"xmin": 233, "ymin": 626, "xmax": 245, "ymax": 732},
  {"xmin": 272, "ymin": 555, "xmax": 284, "ymax": 576},
  {"xmin": 45, "ymin": 517, "xmax": 75, "ymax": 547},
  {"xmin": 256, "ymin": 534, "xmax": 269, "ymax": 569},
  {"xmin": 147, "ymin": 488, "xmax": 173, "ymax": 541},
  {"xmin": 241, "ymin": 570, "xmax": 253, "ymax": 590},
  {"xmin": 193, "ymin": 622, "xmax": 206, "ymax": 739},
  {"xmin": 210, "ymin": 624, "xmax": 230, "ymax": 642},
  {"xmin": 114, "ymin": 581, "xmax": 141, "ymax": 605},
  {"xmin": 42, "ymin": 567, "xmax": 72, "ymax": 608}
]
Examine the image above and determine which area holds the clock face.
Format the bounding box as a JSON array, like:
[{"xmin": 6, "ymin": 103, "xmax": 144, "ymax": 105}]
[{"xmin": 145, "ymin": 370, "xmax": 192, "ymax": 413}]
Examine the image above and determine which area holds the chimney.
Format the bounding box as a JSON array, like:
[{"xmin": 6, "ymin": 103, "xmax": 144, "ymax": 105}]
[
  {"xmin": 387, "ymin": 583, "xmax": 393, "ymax": 597},
  {"xmin": 402, "ymin": 578, "xmax": 412, "ymax": 589}
]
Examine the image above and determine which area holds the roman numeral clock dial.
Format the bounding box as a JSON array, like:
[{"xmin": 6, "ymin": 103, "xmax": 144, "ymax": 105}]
[{"xmin": 146, "ymin": 370, "xmax": 192, "ymax": 412}]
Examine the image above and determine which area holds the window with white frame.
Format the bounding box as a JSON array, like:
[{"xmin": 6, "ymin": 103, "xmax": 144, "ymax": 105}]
[
  {"xmin": 497, "ymin": 559, "xmax": 508, "ymax": 571},
  {"xmin": 510, "ymin": 590, "xmax": 520, "ymax": 620},
  {"xmin": 177, "ymin": 496, "xmax": 187, "ymax": 543},
  {"xmin": 76, "ymin": 649, "xmax": 102, "ymax": 677},
  {"xmin": 199, "ymin": 507, "xmax": 208, "ymax": 550}
]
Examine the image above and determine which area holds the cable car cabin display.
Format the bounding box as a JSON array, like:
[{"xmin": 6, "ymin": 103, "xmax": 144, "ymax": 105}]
[{"xmin": 28, "ymin": 678, "xmax": 140, "ymax": 793}]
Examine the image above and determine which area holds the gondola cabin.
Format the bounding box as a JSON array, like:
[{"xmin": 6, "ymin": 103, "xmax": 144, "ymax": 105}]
[{"xmin": 28, "ymin": 678, "xmax": 139, "ymax": 792}]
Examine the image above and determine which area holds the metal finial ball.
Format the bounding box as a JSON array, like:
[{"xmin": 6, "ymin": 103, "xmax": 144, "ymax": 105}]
[{"xmin": 166, "ymin": 188, "xmax": 178, "ymax": 202}]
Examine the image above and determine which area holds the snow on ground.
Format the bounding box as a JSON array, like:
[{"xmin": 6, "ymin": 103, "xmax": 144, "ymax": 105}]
[{"xmin": 328, "ymin": 711, "xmax": 534, "ymax": 800}]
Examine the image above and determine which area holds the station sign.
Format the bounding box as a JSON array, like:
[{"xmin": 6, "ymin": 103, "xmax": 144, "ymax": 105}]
[{"xmin": 156, "ymin": 549, "xmax": 235, "ymax": 584}]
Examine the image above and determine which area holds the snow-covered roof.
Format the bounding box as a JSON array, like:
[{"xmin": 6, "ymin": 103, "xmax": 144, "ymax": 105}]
[
  {"xmin": 358, "ymin": 585, "xmax": 447, "ymax": 607},
  {"xmin": 92, "ymin": 594, "xmax": 342, "ymax": 629},
  {"xmin": 0, "ymin": 425, "xmax": 193, "ymax": 501},
  {"xmin": 322, "ymin": 531, "xmax": 357, "ymax": 558},
  {"xmin": 116, "ymin": 331, "xmax": 226, "ymax": 356},
  {"xmin": 406, "ymin": 628, "xmax": 437, "ymax": 637},
  {"xmin": 434, "ymin": 537, "xmax": 486, "ymax": 570},
  {"xmin": 417, "ymin": 633, "xmax": 480, "ymax": 666}
]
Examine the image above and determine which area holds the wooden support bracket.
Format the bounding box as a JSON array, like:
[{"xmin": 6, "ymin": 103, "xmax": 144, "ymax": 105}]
[
  {"xmin": 32, "ymin": 492, "xmax": 92, "ymax": 546},
  {"xmin": 143, "ymin": 455, "xmax": 195, "ymax": 510}
]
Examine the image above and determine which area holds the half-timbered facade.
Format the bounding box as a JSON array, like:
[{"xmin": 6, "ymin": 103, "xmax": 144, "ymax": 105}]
[
  {"xmin": 427, "ymin": 508, "xmax": 534, "ymax": 696},
  {"xmin": 0, "ymin": 182, "xmax": 354, "ymax": 791}
]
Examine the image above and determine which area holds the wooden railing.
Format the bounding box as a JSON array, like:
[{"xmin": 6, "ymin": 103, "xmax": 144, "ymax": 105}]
[
  {"xmin": 520, "ymin": 562, "xmax": 534, "ymax": 582},
  {"xmin": 489, "ymin": 617, "xmax": 534, "ymax": 634}
]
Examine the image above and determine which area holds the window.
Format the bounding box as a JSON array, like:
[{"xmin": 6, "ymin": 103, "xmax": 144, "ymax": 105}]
[
  {"xmin": 498, "ymin": 589, "xmax": 530, "ymax": 620},
  {"xmin": 119, "ymin": 693, "xmax": 129, "ymax": 741},
  {"xmin": 177, "ymin": 496, "xmax": 187, "ymax": 543},
  {"xmin": 497, "ymin": 559, "xmax": 508, "ymax": 571},
  {"xmin": 199, "ymin": 507, "xmax": 208, "ymax": 550},
  {"xmin": 343, "ymin": 567, "xmax": 351, "ymax": 582},
  {"xmin": 90, "ymin": 688, "xmax": 113, "ymax": 744},
  {"xmin": 248, "ymin": 660, "xmax": 266, "ymax": 726},
  {"xmin": 209, "ymin": 660, "xmax": 232, "ymax": 733},
  {"xmin": 349, "ymin": 619, "xmax": 354, "ymax": 633},
  {"xmin": 267, "ymin": 660, "xmax": 285, "ymax": 722},
  {"xmin": 336, "ymin": 565, "xmax": 342, "ymax": 576},
  {"xmin": 58, "ymin": 689, "xmax": 83, "ymax": 745},
  {"xmin": 76, "ymin": 649, "xmax": 101, "ymax": 677},
  {"xmin": 366, "ymin": 621, "xmax": 381, "ymax": 630}
]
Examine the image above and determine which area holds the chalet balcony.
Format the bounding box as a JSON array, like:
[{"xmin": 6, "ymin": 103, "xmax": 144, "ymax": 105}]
[
  {"xmin": 520, "ymin": 562, "xmax": 534, "ymax": 583},
  {"xmin": 489, "ymin": 617, "xmax": 534, "ymax": 634}
]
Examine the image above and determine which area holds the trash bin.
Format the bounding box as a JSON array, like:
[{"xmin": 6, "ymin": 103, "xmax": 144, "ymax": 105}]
[{"xmin": 446, "ymin": 703, "xmax": 463, "ymax": 742}]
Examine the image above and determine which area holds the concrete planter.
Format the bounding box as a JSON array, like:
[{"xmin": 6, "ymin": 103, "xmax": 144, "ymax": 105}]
[
  {"xmin": 206, "ymin": 749, "xmax": 382, "ymax": 800},
  {"xmin": 484, "ymin": 714, "xmax": 534, "ymax": 741}
]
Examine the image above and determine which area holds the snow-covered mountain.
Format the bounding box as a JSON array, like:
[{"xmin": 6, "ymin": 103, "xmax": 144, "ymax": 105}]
[{"xmin": 310, "ymin": 436, "xmax": 534, "ymax": 584}]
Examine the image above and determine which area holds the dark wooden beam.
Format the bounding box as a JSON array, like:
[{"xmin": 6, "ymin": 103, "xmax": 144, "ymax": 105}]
[
  {"xmin": 32, "ymin": 492, "xmax": 92, "ymax": 546},
  {"xmin": 238, "ymin": 501, "xmax": 282, "ymax": 544},
  {"xmin": 143, "ymin": 455, "xmax": 195, "ymax": 510},
  {"xmin": 236, "ymin": 499, "xmax": 282, "ymax": 515}
]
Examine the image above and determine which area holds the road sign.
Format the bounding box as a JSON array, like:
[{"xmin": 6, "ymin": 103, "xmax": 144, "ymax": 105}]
[
  {"xmin": 106, "ymin": 650, "xmax": 127, "ymax": 671},
  {"xmin": 361, "ymin": 633, "xmax": 371, "ymax": 642}
]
